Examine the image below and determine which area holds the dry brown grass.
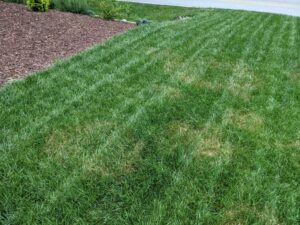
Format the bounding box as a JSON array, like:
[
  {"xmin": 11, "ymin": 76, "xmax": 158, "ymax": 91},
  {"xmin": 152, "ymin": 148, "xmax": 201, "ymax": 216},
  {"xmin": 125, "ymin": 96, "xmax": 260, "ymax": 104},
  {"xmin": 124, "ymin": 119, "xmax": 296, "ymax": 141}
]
[{"xmin": 223, "ymin": 109, "xmax": 264, "ymax": 132}]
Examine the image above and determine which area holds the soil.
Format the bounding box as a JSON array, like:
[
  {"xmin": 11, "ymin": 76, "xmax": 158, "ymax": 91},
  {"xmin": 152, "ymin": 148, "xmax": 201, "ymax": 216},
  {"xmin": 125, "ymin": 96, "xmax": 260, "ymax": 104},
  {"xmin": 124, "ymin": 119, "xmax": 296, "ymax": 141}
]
[{"xmin": 0, "ymin": 1, "xmax": 135, "ymax": 86}]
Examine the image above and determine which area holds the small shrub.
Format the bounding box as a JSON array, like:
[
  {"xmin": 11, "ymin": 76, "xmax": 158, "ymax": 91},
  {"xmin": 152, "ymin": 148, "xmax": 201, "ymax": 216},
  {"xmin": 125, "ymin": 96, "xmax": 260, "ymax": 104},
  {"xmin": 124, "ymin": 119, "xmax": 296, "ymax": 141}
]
[
  {"xmin": 99, "ymin": 0, "xmax": 130, "ymax": 20},
  {"xmin": 50, "ymin": 0, "xmax": 89, "ymax": 14},
  {"xmin": 26, "ymin": 0, "xmax": 50, "ymax": 12}
]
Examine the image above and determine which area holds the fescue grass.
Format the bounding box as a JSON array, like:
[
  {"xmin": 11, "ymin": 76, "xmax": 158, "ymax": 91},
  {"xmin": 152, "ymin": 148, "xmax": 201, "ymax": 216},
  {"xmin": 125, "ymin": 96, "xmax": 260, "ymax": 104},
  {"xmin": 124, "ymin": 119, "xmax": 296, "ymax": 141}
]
[
  {"xmin": 88, "ymin": 1, "xmax": 207, "ymax": 21},
  {"xmin": 0, "ymin": 9, "xmax": 300, "ymax": 224}
]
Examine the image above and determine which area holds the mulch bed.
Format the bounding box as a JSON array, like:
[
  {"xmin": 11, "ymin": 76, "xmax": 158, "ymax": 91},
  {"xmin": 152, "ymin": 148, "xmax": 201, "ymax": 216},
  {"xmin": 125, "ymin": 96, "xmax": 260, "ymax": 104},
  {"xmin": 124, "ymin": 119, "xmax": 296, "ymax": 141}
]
[{"xmin": 0, "ymin": 1, "xmax": 135, "ymax": 86}]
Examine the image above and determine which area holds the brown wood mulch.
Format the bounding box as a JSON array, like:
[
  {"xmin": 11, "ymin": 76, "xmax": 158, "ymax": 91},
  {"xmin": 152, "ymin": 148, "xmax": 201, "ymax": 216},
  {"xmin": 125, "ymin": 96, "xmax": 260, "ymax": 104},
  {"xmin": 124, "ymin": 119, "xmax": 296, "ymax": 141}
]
[{"xmin": 0, "ymin": 1, "xmax": 135, "ymax": 86}]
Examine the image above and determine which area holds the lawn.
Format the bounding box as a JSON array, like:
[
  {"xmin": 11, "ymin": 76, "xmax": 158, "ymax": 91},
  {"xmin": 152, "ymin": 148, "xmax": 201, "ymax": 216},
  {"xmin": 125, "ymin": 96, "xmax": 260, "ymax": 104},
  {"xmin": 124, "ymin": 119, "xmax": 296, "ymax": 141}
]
[{"xmin": 0, "ymin": 7, "xmax": 300, "ymax": 225}]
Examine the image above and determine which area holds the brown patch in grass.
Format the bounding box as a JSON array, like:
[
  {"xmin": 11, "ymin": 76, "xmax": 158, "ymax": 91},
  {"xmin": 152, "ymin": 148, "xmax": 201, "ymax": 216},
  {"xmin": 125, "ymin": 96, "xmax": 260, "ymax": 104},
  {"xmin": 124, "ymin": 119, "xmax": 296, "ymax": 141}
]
[
  {"xmin": 44, "ymin": 121, "xmax": 142, "ymax": 177},
  {"xmin": 223, "ymin": 205, "xmax": 256, "ymax": 225},
  {"xmin": 162, "ymin": 50, "xmax": 185, "ymax": 74},
  {"xmin": 193, "ymin": 80, "xmax": 223, "ymax": 91},
  {"xmin": 84, "ymin": 140, "xmax": 143, "ymax": 177},
  {"xmin": 176, "ymin": 60, "xmax": 206, "ymax": 84},
  {"xmin": 223, "ymin": 206, "xmax": 283, "ymax": 225},
  {"xmin": 178, "ymin": 72, "xmax": 195, "ymax": 84},
  {"xmin": 167, "ymin": 121, "xmax": 233, "ymax": 159},
  {"xmin": 223, "ymin": 109, "xmax": 264, "ymax": 132},
  {"xmin": 44, "ymin": 120, "xmax": 115, "ymax": 158},
  {"xmin": 194, "ymin": 124, "xmax": 232, "ymax": 158},
  {"xmin": 167, "ymin": 121, "xmax": 199, "ymax": 139},
  {"xmin": 275, "ymin": 139, "xmax": 300, "ymax": 150},
  {"xmin": 227, "ymin": 62, "xmax": 262, "ymax": 101},
  {"xmin": 166, "ymin": 121, "xmax": 201, "ymax": 153},
  {"xmin": 154, "ymin": 84, "xmax": 182, "ymax": 100},
  {"xmin": 289, "ymin": 71, "xmax": 300, "ymax": 80},
  {"xmin": 197, "ymin": 137, "xmax": 221, "ymax": 157}
]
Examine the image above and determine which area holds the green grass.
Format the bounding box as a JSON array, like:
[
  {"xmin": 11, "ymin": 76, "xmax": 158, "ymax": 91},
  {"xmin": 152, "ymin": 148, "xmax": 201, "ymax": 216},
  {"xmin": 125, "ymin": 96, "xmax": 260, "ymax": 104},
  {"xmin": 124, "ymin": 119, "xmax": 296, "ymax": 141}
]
[
  {"xmin": 88, "ymin": 1, "xmax": 207, "ymax": 21},
  {"xmin": 4, "ymin": 0, "xmax": 210, "ymax": 22},
  {"xmin": 1, "ymin": 9, "xmax": 300, "ymax": 224}
]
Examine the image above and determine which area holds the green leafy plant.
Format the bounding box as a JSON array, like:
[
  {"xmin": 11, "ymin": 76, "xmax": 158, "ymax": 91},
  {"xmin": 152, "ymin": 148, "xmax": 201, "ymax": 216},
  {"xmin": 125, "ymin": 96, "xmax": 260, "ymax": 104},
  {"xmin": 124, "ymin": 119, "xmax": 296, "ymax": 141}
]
[
  {"xmin": 50, "ymin": 0, "xmax": 89, "ymax": 14},
  {"xmin": 98, "ymin": 0, "xmax": 130, "ymax": 20},
  {"xmin": 26, "ymin": 0, "xmax": 50, "ymax": 12}
]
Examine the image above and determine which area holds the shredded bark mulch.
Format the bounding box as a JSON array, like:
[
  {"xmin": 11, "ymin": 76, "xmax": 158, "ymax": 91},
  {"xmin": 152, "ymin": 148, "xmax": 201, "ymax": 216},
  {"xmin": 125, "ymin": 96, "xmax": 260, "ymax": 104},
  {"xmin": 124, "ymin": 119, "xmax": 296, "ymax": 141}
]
[{"xmin": 0, "ymin": 1, "xmax": 135, "ymax": 86}]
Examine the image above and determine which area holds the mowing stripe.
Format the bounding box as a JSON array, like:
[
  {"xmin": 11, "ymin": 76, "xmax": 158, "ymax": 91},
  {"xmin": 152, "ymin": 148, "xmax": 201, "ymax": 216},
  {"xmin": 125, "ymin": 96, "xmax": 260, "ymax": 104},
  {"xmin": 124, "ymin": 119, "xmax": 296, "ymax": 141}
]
[
  {"xmin": 0, "ymin": 11, "xmax": 226, "ymax": 130},
  {"xmin": 0, "ymin": 11, "xmax": 239, "ymax": 211},
  {"xmin": 32, "ymin": 13, "xmax": 255, "ymax": 207},
  {"xmin": 1, "ymin": 12, "xmax": 235, "ymax": 150},
  {"xmin": 147, "ymin": 11, "xmax": 279, "ymax": 214},
  {"xmin": 1, "ymin": 11, "xmax": 300, "ymax": 224},
  {"xmin": 114, "ymin": 12, "xmax": 270, "ymax": 222}
]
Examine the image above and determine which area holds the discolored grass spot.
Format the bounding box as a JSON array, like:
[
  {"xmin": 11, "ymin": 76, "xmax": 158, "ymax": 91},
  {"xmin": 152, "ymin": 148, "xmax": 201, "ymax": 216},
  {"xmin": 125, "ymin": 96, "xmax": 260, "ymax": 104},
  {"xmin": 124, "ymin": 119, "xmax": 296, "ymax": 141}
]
[
  {"xmin": 197, "ymin": 137, "xmax": 221, "ymax": 157},
  {"xmin": 178, "ymin": 71, "xmax": 195, "ymax": 84},
  {"xmin": 44, "ymin": 121, "xmax": 142, "ymax": 177},
  {"xmin": 177, "ymin": 61, "xmax": 207, "ymax": 84},
  {"xmin": 223, "ymin": 109, "xmax": 264, "ymax": 132},
  {"xmin": 167, "ymin": 121, "xmax": 200, "ymax": 139},
  {"xmin": 44, "ymin": 120, "xmax": 116, "ymax": 158},
  {"xmin": 193, "ymin": 80, "xmax": 223, "ymax": 91},
  {"xmin": 163, "ymin": 49, "xmax": 185, "ymax": 74},
  {"xmin": 193, "ymin": 124, "xmax": 232, "ymax": 158},
  {"xmin": 223, "ymin": 205, "xmax": 258, "ymax": 225},
  {"xmin": 227, "ymin": 62, "xmax": 262, "ymax": 100},
  {"xmin": 155, "ymin": 84, "xmax": 182, "ymax": 100},
  {"xmin": 223, "ymin": 206, "xmax": 283, "ymax": 225},
  {"xmin": 83, "ymin": 139, "xmax": 143, "ymax": 177}
]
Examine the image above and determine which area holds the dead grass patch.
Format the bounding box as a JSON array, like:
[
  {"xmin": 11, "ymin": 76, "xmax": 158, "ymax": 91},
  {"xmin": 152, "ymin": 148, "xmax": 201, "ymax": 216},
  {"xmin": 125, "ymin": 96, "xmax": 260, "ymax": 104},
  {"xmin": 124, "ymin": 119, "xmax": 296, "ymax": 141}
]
[
  {"xmin": 154, "ymin": 84, "xmax": 182, "ymax": 100},
  {"xmin": 227, "ymin": 62, "xmax": 262, "ymax": 101},
  {"xmin": 44, "ymin": 121, "xmax": 142, "ymax": 177},
  {"xmin": 223, "ymin": 205, "xmax": 256, "ymax": 225},
  {"xmin": 223, "ymin": 206, "xmax": 283, "ymax": 225},
  {"xmin": 168, "ymin": 121, "xmax": 232, "ymax": 158},
  {"xmin": 84, "ymin": 140, "xmax": 143, "ymax": 177},
  {"xmin": 163, "ymin": 49, "xmax": 185, "ymax": 74},
  {"xmin": 223, "ymin": 109, "xmax": 264, "ymax": 132},
  {"xmin": 193, "ymin": 80, "xmax": 223, "ymax": 91},
  {"xmin": 177, "ymin": 61, "xmax": 207, "ymax": 84},
  {"xmin": 167, "ymin": 121, "xmax": 200, "ymax": 139},
  {"xmin": 194, "ymin": 124, "xmax": 232, "ymax": 158},
  {"xmin": 197, "ymin": 137, "xmax": 221, "ymax": 157},
  {"xmin": 178, "ymin": 71, "xmax": 195, "ymax": 84},
  {"xmin": 44, "ymin": 120, "xmax": 116, "ymax": 158}
]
